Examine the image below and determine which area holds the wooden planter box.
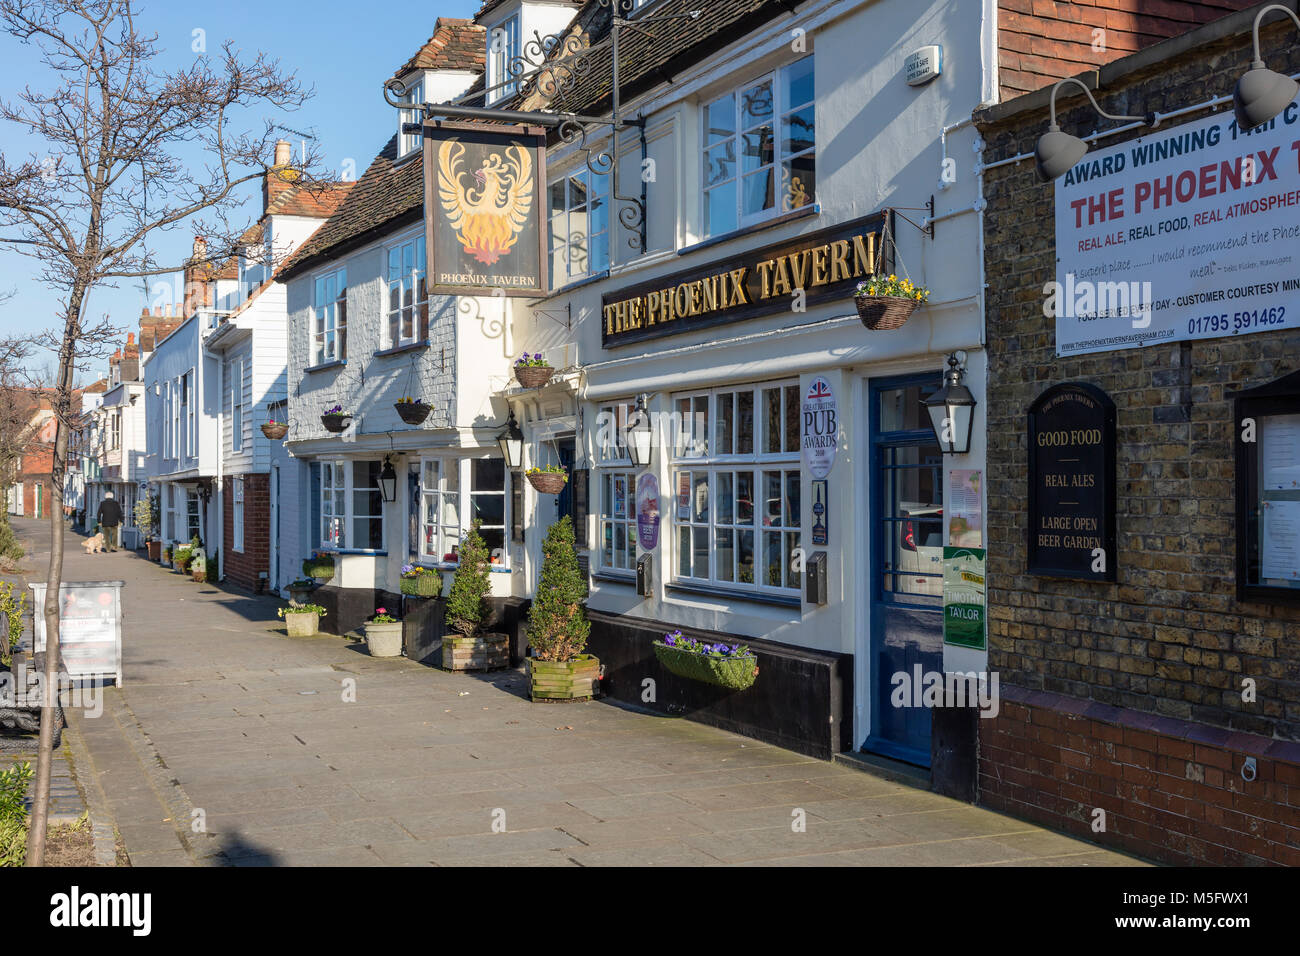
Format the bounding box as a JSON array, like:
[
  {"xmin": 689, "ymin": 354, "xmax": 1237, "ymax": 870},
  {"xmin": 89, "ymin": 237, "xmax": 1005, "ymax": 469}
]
[
  {"xmin": 528, "ymin": 654, "xmax": 601, "ymax": 701},
  {"xmin": 442, "ymin": 633, "xmax": 509, "ymax": 672},
  {"xmin": 262, "ymin": 422, "xmax": 289, "ymax": 440},
  {"xmin": 146, "ymin": 540, "xmax": 161, "ymax": 560},
  {"xmin": 527, "ymin": 472, "xmax": 568, "ymax": 495},
  {"xmin": 284, "ymin": 612, "xmax": 321, "ymax": 637},
  {"xmin": 515, "ymin": 365, "xmax": 554, "ymax": 389},
  {"xmin": 321, "ymin": 413, "xmax": 351, "ymax": 433},
  {"xmin": 395, "ymin": 402, "xmax": 432, "ymax": 425}
]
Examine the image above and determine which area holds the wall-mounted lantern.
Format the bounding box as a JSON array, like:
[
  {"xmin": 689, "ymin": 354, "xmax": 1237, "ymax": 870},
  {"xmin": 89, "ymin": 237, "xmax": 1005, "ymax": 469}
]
[
  {"xmin": 1035, "ymin": 78, "xmax": 1152, "ymax": 182},
  {"xmin": 379, "ymin": 456, "xmax": 398, "ymax": 503},
  {"xmin": 923, "ymin": 355, "xmax": 977, "ymax": 455},
  {"xmin": 627, "ymin": 393, "xmax": 654, "ymax": 468},
  {"xmin": 497, "ymin": 409, "xmax": 524, "ymax": 470}
]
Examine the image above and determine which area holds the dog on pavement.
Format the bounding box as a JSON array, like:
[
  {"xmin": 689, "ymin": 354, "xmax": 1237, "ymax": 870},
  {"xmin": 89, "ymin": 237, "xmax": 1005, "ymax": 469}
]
[{"xmin": 82, "ymin": 532, "xmax": 106, "ymax": 554}]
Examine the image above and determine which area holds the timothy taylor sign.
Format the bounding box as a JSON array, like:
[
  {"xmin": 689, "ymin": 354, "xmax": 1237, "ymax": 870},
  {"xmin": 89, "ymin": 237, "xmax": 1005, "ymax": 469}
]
[{"xmin": 601, "ymin": 213, "xmax": 888, "ymax": 346}]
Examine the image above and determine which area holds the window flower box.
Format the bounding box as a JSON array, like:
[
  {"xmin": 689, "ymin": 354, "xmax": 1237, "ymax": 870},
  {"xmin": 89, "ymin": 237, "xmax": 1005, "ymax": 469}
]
[
  {"xmin": 399, "ymin": 564, "xmax": 442, "ymax": 597},
  {"xmin": 653, "ymin": 631, "xmax": 759, "ymax": 691},
  {"xmin": 303, "ymin": 552, "xmax": 335, "ymax": 581}
]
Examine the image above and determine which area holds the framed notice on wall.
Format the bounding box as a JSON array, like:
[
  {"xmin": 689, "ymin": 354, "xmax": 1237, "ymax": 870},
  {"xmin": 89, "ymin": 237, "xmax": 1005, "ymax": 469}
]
[
  {"xmin": 422, "ymin": 121, "xmax": 548, "ymax": 297},
  {"xmin": 1027, "ymin": 383, "xmax": 1116, "ymax": 581},
  {"xmin": 1235, "ymin": 369, "xmax": 1300, "ymax": 604}
]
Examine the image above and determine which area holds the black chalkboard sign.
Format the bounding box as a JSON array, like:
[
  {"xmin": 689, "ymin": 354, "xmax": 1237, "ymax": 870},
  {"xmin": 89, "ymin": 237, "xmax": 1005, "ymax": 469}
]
[{"xmin": 1027, "ymin": 383, "xmax": 1116, "ymax": 581}]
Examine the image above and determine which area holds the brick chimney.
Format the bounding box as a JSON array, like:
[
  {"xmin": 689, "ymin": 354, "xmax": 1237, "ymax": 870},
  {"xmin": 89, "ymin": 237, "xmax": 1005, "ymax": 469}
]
[{"xmin": 264, "ymin": 138, "xmax": 298, "ymax": 212}]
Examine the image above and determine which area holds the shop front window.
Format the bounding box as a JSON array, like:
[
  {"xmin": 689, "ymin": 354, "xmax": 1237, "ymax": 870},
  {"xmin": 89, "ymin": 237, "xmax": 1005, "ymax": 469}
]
[
  {"xmin": 471, "ymin": 458, "xmax": 507, "ymax": 562},
  {"xmin": 670, "ymin": 380, "xmax": 801, "ymax": 594},
  {"xmin": 419, "ymin": 459, "xmax": 460, "ymax": 563}
]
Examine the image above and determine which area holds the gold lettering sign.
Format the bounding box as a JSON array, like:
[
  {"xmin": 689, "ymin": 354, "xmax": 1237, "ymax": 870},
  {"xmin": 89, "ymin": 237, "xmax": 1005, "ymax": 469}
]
[{"xmin": 600, "ymin": 213, "xmax": 888, "ymax": 346}]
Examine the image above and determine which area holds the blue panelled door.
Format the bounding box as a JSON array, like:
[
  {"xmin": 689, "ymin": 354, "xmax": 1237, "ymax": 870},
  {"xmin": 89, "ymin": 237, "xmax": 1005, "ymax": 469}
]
[{"xmin": 865, "ymin": 374, "xmax": 945, "ymax": 767}]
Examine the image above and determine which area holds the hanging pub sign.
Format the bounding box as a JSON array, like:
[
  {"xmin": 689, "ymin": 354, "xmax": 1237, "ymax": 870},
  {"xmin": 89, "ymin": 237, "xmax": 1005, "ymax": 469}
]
[
  {"xmin": 423, "ymin": 120, "xmax": 548, "ymax": 297},
  {"xmin": 1027, "ymin": 383, "xmax": 1116, "ymax": 581},
  {"xmin": 601, "ymin": 212, "xmax": 889, "ymax": 347}
]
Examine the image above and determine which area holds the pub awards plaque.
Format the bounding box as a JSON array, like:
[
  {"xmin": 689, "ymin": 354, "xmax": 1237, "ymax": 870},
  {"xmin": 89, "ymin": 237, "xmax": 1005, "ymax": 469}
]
[{"xmin": 1027, "ymin": 383, "xmax": 1116, "ymax": 581}]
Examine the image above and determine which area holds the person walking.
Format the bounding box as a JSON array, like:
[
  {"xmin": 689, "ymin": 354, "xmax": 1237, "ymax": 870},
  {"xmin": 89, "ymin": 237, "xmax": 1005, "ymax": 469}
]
[{"xmin": 96, "ymin": 490, "xmax": 124, "ymax": 553}]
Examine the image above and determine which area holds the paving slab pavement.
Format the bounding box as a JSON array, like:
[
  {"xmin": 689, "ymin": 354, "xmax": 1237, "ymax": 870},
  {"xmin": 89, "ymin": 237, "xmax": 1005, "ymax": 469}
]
[{"xmin": 12, "ymin": 517, "xmax": 1150, "ymax": 867}]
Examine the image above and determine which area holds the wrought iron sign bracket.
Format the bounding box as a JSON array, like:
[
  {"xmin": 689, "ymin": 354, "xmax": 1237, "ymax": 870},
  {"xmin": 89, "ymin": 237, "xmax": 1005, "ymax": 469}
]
[{"xmin": 384, "ymin": 0, "xmax": 700, "ymax": 254}]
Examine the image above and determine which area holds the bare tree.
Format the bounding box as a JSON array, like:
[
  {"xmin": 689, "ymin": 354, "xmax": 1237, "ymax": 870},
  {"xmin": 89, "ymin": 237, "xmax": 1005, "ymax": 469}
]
[{"xmin": 0, "ymin": 0, "xmax": 325, "ymax": 865}]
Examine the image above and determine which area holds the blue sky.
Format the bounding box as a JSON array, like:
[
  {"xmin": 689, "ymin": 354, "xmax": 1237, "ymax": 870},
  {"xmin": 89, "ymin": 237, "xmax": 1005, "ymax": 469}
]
[{"xmin": 0, "ymin": 0, "xmax": 479, "ymax": 379}]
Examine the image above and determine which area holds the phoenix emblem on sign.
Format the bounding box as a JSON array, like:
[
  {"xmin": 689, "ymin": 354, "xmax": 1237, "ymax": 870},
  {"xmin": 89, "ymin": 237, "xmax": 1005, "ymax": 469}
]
[{"xmin": 437, "ymin": 138, "xmax": 534, "ymax": 266}]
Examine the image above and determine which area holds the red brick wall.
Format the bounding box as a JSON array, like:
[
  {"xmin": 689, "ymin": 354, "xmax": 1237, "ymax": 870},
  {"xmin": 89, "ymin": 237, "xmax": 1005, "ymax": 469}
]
[
  {"xmin": 981, "ymin": 687, "xmax": 1300, "ymax": 865},
  {"xmin": 222, "ymin": 473, "xmax": 270, "ymax": 593},
  {"xmin": 998, "ymin": 0, "xmax": 1262, "ymax": 100}
]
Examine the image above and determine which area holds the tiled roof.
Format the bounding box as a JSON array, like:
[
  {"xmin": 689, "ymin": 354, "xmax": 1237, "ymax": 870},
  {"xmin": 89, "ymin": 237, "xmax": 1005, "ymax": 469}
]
[
  {"xmin": 394, "ymin": 18, "xmax": 486, "ymax": 77},
  {"xmin": 268, "ymin": 180, "xmax": 356, "ymax": 219},
  {"xmin": 278, "ymin": 136, "xmax": 424, "ymax": 280},
  {"xmin": 513, "ymin": 0, "xmax": 795, "ymax": 119}
]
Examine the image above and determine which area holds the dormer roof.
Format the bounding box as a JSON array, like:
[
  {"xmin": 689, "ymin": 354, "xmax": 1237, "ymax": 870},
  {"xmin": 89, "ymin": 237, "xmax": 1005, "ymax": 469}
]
[{"xmin": 394, "ymin": 17, "xmax": 486, "ymax": 78}]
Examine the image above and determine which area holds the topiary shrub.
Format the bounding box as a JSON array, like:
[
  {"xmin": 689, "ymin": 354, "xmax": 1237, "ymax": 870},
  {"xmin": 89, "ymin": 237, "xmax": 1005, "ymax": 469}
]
[
  {"xmin": 445, "ymin": 521, "xmax": 494, "ymax": 639},
  {"xmin": 527, "ymin": 515, "xmax": 590, "ymax": 663}
]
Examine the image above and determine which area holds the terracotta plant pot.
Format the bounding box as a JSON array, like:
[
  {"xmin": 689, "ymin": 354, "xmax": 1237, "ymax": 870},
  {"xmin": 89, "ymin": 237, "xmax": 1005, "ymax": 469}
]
[
  {"xmin": 527, "ymin": 655, "xmax": 601, "ymax": 701},
  {"xmin": 262, "ymin": 422, "xmax": 289, "ymax": 440},
  {"xmin": 321, "ymin": 413, "xmax": 351, "ymax": 433},
  {"xmin": 364, "ymin": 620, "xmax": 404, "ymax": 658},
  {"xmin": 442, "ymin": 633, "xmax": 509, "ymax": 672},
  {"xmin": 855, "ymin": 295, "xmax": 919, "ymax": 330},
  {"xmin": 146, "ymin": 540, "xmax": 161, "ymax": 560},
  {"xmin": 284, "ymin": 611, "xmax": 321, "ymax": 638},
  {"xmin": 527, "ymin": 471, "xmax": 568, "ymax": 495},
  {"xmin": 515, "ymin": 365, "xmax": 554, "ymax": 389},
  {"xmin": 192, "ymin": 568, "xmax": 207, "ymax": 583},
  {"xmin": 394, "ymin": 401, "xmax": 432, "ymax": 425}
]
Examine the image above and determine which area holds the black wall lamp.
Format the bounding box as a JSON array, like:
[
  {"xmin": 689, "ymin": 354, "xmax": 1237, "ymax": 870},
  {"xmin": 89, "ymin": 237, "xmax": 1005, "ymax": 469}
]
[
  {"xmin": 497, "ymin": 409, "xmax": 524, "ymax": 470},
  {"xmin": 923, "ymin": 354, "xmax": 977, "ymax": 455},
  {"xmin": 1234, "ymin": 4, "xmax": 1300, "ymax": 130},
  {"xmin": 627, "ymin": 393, "xmax": 654, "ymax": 468},
  {"xmin": 379, "ymin": 456, "xmax": 398, "ymax": 503},
  {"xmin": 1036, "ymin": 78, "xmax": 1155, "ymax": 182}
]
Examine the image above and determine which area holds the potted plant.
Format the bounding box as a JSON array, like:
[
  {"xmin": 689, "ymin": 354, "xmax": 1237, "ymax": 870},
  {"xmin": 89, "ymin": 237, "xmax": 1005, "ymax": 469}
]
[
  {"xmin": 364, "ymin": 607, "xmax": 403, "ymax": 658},
  {"xmin": 526, "ymin": 464, "xmax": 568, "ymax": 495},
  {"xmin": 161, "ymin": 545, "xmax": 172, "ymax": 566},
  {"xmin": 303, "ymin": 551, "xmax": 335, "ymax": 582},
  {"xmin": 442, "ymin": 521, "xmax": 508, "ymax": 671},
  {"xmin": 394, "ymin": 396, "xmax": 432, "ymax": 426},
  {"xmin": 526, "ymin": 515, "xmax": 599, "ymax": 701},
  {"xmin": 514, "ymin": 352, "xmax": 554, "ymax": 389},
  {"xmin": 399, "ymin": 564, "xmax": 442, "ymax": 598},
  {"xmin": 173, "ymin": 544, "xmax": 193, "ymax": 573},
  {"xmin": 262, "ymin": 417, "xmax": 289, "ymax": 440},
  {"xmin": 134, "ymin": 495, "xmax": 160, "ymax": 558},
  {"xmin": 653, "ymin": 629, "xmax": 759, "ymax": 691},
  {"xmin": 191, "ymin": 548, "xmax": 208, "ymax": 583},
  {"xmin": 287, "ymin": 578, "xmax": 316, "ymax": 605},
  {"xmin": 279, "ymin": 603, "xmax": 326, "ymax": 638},
  {"xmin": 321, "ymin": 404, "xmax": 351, "ymax": 433},
  {"xmin": 854, "ymin": 274, "xmax": 929, "ymax": 330}
]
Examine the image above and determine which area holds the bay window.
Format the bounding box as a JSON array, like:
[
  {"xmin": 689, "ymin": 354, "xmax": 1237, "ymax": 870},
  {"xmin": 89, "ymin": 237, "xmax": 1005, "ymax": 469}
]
[
  {"xmin": 671, "ymin": 380, "xmax": 802, "ymax": 595},
  {"xmin": 418, "ymin": 459, "xmax": 460, "ymax": 563},
  {"xmin": 316, "ymin": 460, "xmax": 386, "ymax": 551},
  {"xmin": 702, "ymin": 55, "xmax": 816, "ymax": 237},
  {"xmin": 410, "ymin": 457, "xmax": 508, "ymax": 566},
  {"xmin": 386, "ymin": 234, "xmax": 429, "ymax": 349},
  {"xmin": 321, "ymin": 461, "xmax": 346, "ymax": 548},
  {"xmin": 312, "ymin": 267, "xmax": 348, "ymax": 366}
]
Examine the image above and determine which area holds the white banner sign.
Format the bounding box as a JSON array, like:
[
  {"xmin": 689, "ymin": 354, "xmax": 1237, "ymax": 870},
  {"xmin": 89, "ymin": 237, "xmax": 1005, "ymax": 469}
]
[
  {"xmin": 1053, "ymin": 98, "xmax": 1300, "ymax": 356},
  {"xmin": 801, "ymin": 376, "xmax": 838, "ymax": 479}
]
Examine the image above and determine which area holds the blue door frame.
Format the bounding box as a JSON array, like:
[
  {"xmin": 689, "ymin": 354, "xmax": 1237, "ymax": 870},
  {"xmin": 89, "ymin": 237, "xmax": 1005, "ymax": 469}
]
[{"xmin": 864, "ymin": 373, "xmax": 945, "ymax": 767}]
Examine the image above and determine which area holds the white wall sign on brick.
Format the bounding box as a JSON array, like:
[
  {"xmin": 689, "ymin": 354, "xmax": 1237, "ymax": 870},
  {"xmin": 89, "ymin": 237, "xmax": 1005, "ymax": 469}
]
[{"xmin": 1053, "ymin": 98, "xmax": 1300, "ymax": 356}]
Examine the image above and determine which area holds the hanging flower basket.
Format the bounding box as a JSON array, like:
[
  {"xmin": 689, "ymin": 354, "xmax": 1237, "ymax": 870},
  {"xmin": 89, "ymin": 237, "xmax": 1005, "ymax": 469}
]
[
  {"xmin": 652, "ymin": 632, "xmax": 759, "ymax": 691},
  {"xmin": 516, "ymin": 365, "xmax": 554, "ymax": 389},
  {"xmin": 855, "ymin": 295, "xmax": 920, "ymax": 330},
  {"xmin": 526, "ymin": 468, "xmax": 568, "ymax": 495},
  {"xmin": 262, "ymin": 421, "xmax": 289, "ymax": 440},
  {"xmin": 394, "ymin": 400, "xmax": 432, "ymax": 425},
  {"xmin": 321, "ymin": 413, "xmax": 351, "ymax": 433}
]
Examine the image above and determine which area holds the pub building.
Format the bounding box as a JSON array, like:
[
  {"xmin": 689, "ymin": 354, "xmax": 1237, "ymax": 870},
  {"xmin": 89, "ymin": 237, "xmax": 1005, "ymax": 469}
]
[
  {"xmin": 976, "ymin": 2, "xmax": 1300, "ymax": 865},
  {"xmin": 491, "ymin": 0, "xmax": 993, "ymax": 772}
]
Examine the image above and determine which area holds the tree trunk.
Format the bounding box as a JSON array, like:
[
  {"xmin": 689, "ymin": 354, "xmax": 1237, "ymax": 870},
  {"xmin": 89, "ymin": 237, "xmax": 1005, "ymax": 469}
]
[{"xmin": 24, "ymin": 287, "xmax": 84, "ymax": 867}]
